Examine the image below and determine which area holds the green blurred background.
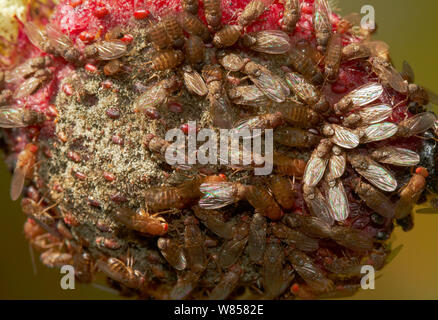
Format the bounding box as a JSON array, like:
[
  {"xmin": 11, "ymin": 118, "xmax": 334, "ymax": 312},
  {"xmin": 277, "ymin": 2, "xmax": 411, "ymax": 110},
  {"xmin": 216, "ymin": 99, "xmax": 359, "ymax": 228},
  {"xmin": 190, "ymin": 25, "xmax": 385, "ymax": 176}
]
[{"xmin": 1, "ymin": 0, "xmax": 438, "ymax": 299}]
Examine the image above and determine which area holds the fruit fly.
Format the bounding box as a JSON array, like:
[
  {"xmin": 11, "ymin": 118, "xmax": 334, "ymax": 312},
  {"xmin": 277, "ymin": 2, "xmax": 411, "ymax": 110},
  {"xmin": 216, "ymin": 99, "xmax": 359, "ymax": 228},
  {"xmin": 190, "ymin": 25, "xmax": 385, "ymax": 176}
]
[
  {"xmin": 14, "ymin": 69, "xmax": 51, "ymax": 99},
  {"xmin": 199, "ymin": 182, "xmax": 284, "ymax": 220},
  {"xmin": 184, "ymin": 216, "xmax": 207, "ymax": 273},
  {"xmin": 324, "ymin": 33, "xmax": 342, "ymax": 82},
  {"xmin": 280, "ymin": 0, "xmax": 301, "ymax": 33},
  {"xmin": 396, "ymin": 112, "xmax": 436, "ymax": 138},
  {"xmin": 274, "ymin": 127, "xmax": 320, "ymax": 148},
  {"xmin": 334, "ymin": 82, "xmax": 384, "ymax": 115},
  {"xmin": 40, "ymin": 248, "xmax": 74, "ymax": 268},
  {"xmin": 162, "ymin": 13, "xmax": 185, "ymax": 48},
  {"xmin": 96, "ymin": 256, "xmax": 144, "ymax": 289},
  {"xmin": 278, "ymin": 102, "xmax": 322, "ymax": 127},
  {"xmin": 212, "ymin": 24, "xmax": 243, "ymax": 48},
  {"xmin": 271, "ymin": 222, "xmax": 319, "ymax": 252},
  {"xmin": 73, "ymin": 251, "xmax": 95, "ymax": 283},
  {"xmin": 169, "ymin": 271, "xmax": 200, "ymax": 299},
  {"xmin": 303, "ymin": 139, "xmax": 333, "ymax": 187},
  {"xmin": 370, "ymin": 57, "xmax": 408, "ymax": 94},
  {"xmin": 302, "ymin": 185, "xmax": 335, "ymax": 225},
  {"xmin": 369, "ymin": 146, "xmax": 420, "ymax": 167},
  {"xmin": 330, "ymin": 226, "xmax": 374, "ymax": 252},
  {"xmin": 287, "ymin": 46, "xmax": 324, "ymax": 85},
  {"xmin": 134, "ymin": 76, "xmax": 180, "ymax": 112},
  {"xmin": 351, "ymin": 178, "xmax": 395, "ymax": 218},
  {"xmin": 238, "ymin": 0, "xmax": 272, "ymax": 26},
  {"xmin": 228, "ymin": 85, "xmax": 271, "ymax": 107},
  {"xmin": 202, "ymin": 65, "xmax": 234, "ymax": 129},
  {"xmin": 358, "ymin": 122, "xmax": 398, "ymax": 144},
  {"xmin": 286, "ymin": 248, "xmax": 333, "ymax": 293},
  {"xmin": 192, "ymin": 205, "xmax": 234, "ymax": 239},
  {"xmin": 274, "ymin": 152, "xmax": 307, "ymax": 177},
  {"xmin": 219, "ymin": 218, "xmax": 249, "ymax": 268},
  {"xmin": 114, "ymin": 207, "xmax": 168, "ymax": 236},
  {"xmin": 270, "ymin": 175, "xmax": 295, "ymax": 210},
  {"xmin": 144, "ymin": 133, "xmax": 191, "ymax": 170},
  {"xmin": 85, "ymin": 40, "xmax": 128, "ymax": 61},
  {"xmin": 263, "ymin": 238, "xmax": 290, "ymax": 299},
  {"xmin": 248, "ymin": 212, "xmax": 267, "ymax": 262},
  {"xmin": 103, "ymin": 59, "xmax": 122, "ymax": 76},
  {"xmin": 182, "ymin": 65, "xmax": 208, "ymax": 96},
  {"xmin": 21, "ymin": 197, "xmax": 58, "ymax": 226},
  {"xmin": 284, "ymin": 71, "xmax": 320, "ymax": 105},
  {"xmin": 321, "ymin": 123, "xmax": 360, "ymax": 149},
  {"xmin": 157, "ymin": 237, "xmax": 187, "ymax": 271},
  {"xmin": 342, "ymin": 40, "xmax": 390, "ymax": 62},
  {"xmin": 233, "ymin": 112, "xmax": 284, "ymax": 138},
  {"xmin": 395, "ymin": 167, "xmax": 429, "ymax": 219},
  {"xmin": 5, "ymin": 56, "xmax": 52, "ymax": 84},
  {"xmin": 0, "ymin": 108, "xmax": 45, "ymax": 128},
  {"xmin": 184, "ymin": 36, "xmax": 205, "ymax": 66},
  {"xmin": 208, "ymin": 265, "xmax": 242, "ymax": 300},
  {"xmin": 204, "ymin": 0, "xmax": 222, "ymax": 30},
  {"xmin": 348, "ymin": 151, "xmax": 397, "ymax": 192},
  {"xmin": 148, "ymin": 21, "xmax": 172, "ymax": 50},
  {"xmin": 45, "ymin": 24, "xmax": 81, "ymax": 63},
  {"xmin": 149, "ymin": 49, "xmax": 184, "ymax": 71},
  {"xmin": 240, "ymin": 30, "xmax": 291, "ymax": 54},
  {"xmin": 178, "ymin": 12, "xmax": 211, "ymax": 42},
  {"xmin": 284, "ymin": 214, "xmax": 333, "ymax": 239},
  {"xmin": 313, "ymin": 0, "xmax": 332, "ymax": 52},
  {"xmin": 322, "ymin": 177, "xmax": 349, "ymax": 221},
  {"xmin": 342, "ymin": 104, "xmax": 392, "ymax": 128},
  {"xmin": 181, "ymin": 0, "xmax": 198, "ymax": 14},
  {"xmin": 217, "ymin": 52, "xmax": 247, "ymax": 72},
  {"xmin": 328, "ymin": 145, "xmax": 346, "ymax": 179},
  {"xmin": 11, "ymin": 144, "xmax": 38, "ymax": 201}
]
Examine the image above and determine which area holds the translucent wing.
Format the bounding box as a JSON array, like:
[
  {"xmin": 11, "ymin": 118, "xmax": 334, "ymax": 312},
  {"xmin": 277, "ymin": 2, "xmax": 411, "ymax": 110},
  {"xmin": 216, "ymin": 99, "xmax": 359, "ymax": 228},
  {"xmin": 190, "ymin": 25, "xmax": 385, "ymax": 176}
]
[
  {"xmin": 331, "ymin": 124, "xmax": 360, "ymax": 149},
  {"xmin": 10, "ymin": 164, "xmax": 28, "ymax": 201},
  {"xmin": 250, "ymin": 67, "xmax": 290, "ymax": 103},
  {"xmin": 329, "ymin": 152, "xmax": 346, "ymax": 179},
  {"xmin": 347, "ymin": 82, "xmax": 384, "ymax": 107},
  {"xmin": 401, "ymin": 60, "xmax": 415, "ymax": 83},
  {"xmin": 96, "ymin": 40, "xmax": 128, "ymax": 60},
  {"xmin": 199, "ymin": 182, "xmax": 238, "ymax": 209},
  {"xmin": 303, "ymin": 156, "xmax": 328, "ymax": 187},
  {"xmin": 303, "ymin": 187, "xmax": 335, "ymax": 226},
  {"xmin": 325, "ymin": 180, "xmax": 349, "ymax": 221},
  {"xmin": 398, "ymin": 112, "xmax": 436, "ymax": 136},
  {"xmin": 183, "ymin": 70, "xmax": 208, "ymax": 96},
  {"xmin": 360, "ymin": 122, "xmax": 398, "ymax": 143},
  {"xmin": 13, "ymin": 77, "xmax": 43, "ymax": 99},
  {"xmin": 5, "ymin": 61, "xmax": 36, "ymax": 84},
  {"xmin": 357, "ymin": 104, "xmax": 393, "ymax": 125},
  {"xmin": 370, "ymin": 147, "xmax": 420, "ymax": 167},
  {"xmin": 23, "ymin": 21, "xmax": 45, "ymax": 50},
  {"xmin": 368, "ymin": 40, "xmax": 390, "ymax": 61},
  {"xmin": 218, "ymin": 53, "xmax": 246, "ymax": 72},
  {"xmin": 46, "ymin": 23, "xmax": 72, "ymax": 52},
  {"xmin": 209, "ymin": 94, "xmax": 234, "ymax": 129},
  {"xmin": 284, "ymin": 72, "xmax": 319, "ymax": 104},
  {"xmin": 425, "ymin": 88, "xmax": 438, "ymax": 105},
  {"xmin": 229, "ymin": 85, "xmax": 270, "ymax": 107},
  {"xmin": 0, "ymin": 108, "xmax": 28, "ymax": 128},
  {"xmin": 134, "ymin": 84, "xmax": 167, "ymax": 111},
  {"xmin": 314, "ymin": 0, "xmax": 332, "ymax": 34},
  {"xmin": 249, "ymin": 30, "xmax": 291, "ymax": 54},
  {"xmin": 354, "ymin": 159, "xmax": 397, "ymax": 192}
]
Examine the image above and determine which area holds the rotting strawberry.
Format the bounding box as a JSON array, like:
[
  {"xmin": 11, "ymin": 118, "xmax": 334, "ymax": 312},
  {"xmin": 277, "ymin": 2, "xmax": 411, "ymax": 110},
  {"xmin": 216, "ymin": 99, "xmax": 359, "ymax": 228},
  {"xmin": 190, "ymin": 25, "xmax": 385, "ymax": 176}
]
[{"xmin": 1, "ymin": 0, "xmax": 438, "ymax": 300}]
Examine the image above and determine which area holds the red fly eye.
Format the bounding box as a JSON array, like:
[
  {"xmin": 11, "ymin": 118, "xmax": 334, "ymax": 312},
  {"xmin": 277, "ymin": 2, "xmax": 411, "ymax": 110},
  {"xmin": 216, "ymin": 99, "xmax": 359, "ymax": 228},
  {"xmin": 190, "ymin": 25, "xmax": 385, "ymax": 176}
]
[{"xmin": 416, "ymin": 167, "xmax": 429, "ymax": 177}]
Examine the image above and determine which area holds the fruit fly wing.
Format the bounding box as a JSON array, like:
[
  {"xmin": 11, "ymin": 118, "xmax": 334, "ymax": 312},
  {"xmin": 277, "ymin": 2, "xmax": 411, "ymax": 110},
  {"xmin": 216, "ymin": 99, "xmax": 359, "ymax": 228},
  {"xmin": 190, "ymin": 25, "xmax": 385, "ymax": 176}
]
[
  {"xmin": 355, "ymin": 159, "xmax": 397, "ymax": 192},
  {"xmin": 399, "ymin": 112, "xmax": 437, "ymax": 136},
  {"xmin": 199, "ymin": 182, "xmax": 238, "ymax": 209},
  {"xmin": 358, "ymin": 104, "xmax": 393, "ymax": 125},
  {"xmin": 331, "ymin": 124, "xmax": 360, "ymax": 149},
  {"xmin": 329, "ymin": 152, "xmax": 346, "ymax": 179},
  {"xmin": 97, "ymin": 40, "xmax": 128, "ymax": 60},
  {"xmin": 134, "ymin": 84, "xmax": 166, "ymax": 111},
  {"xmin": 425, "ymin": 88, "xmax": 438, "ymax": 106},
  {"xmin": 233, "ymin": 116, "xmax": 264, "ymax": 139},
  {"xmin": 218, "ymin": 53, "xmax": 246, "ymax": 72},
  {"xmin": 360, "ymin": 122, "xmax": 398, "ymax": 143},
  {"xmin": 303, "ymin": 156, "xmax": 328, "ymax": 187},
  {"xmin": 348, "ymin": 82, "xmax": 384, "ymax": 107},
  {"xmin": 304, "ymin": 187, "xmax": 335, "ymax": 226},
  {"xmin": 229, "ymin": 85, "xmax": 269, "ymax": 107},
  {"xmin": 325, "ymin": 180, "xmax": 349, "ymax": 221},
  {"xmin": 210, "ymin": 94, "xmax": 234, "ymax": 129},
  {"xmin": 367, "ymin": 40, "xmax": 390, "ymax": 61},
  {"xmin": 250, "ymin": 68, "xmax": 290, "ymax": 103},
  {"xmin": 313, "ymin": 0, "xmax": 332, "ymax": 45},
  {"xmin": 0, "ymin": 108, "xmax": 28, "ymax": 128},
  {"xmin": 284, "ymin": 72, "xmax": 319, "ymax": 104},
  {"xmin": 401, "ymin": 60, "xmax": 415, "ymax": 83},
  {"xmin": 183, "ymin": 70, "xmax": 208, "ymax": 96},
  {"xmin": 249, "ymin": 30, "xmax": 292, "ymax": 54},
  {"xmin": 13, "ymin": 77, "xmax": 43, "ymax": 99},
  {"xmin": 46, "ymin": 23, "xmax": 72, "ymax": 52},
  {"xmin": 10, "ymin": 164, "xmax": 28, "ymax": 201},
  {"xmin": 157, "ymin": 238, "xmax": 187, "ymax": 271},
  {"xmin": 370, "ymin": 147, "xmax": 420, "ymax": 167},
  {"xmin": 23, "ymin": 21, "xmax": 46, "ymax": 50}
]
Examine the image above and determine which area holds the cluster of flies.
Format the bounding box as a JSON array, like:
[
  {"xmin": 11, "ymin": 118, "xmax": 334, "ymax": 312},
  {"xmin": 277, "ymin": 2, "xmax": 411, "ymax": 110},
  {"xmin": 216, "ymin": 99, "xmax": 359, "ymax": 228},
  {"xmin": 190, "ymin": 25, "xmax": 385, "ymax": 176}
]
[{"xmin": 1, "ymin": 0, "xmax": 438, "ymax": 299}]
